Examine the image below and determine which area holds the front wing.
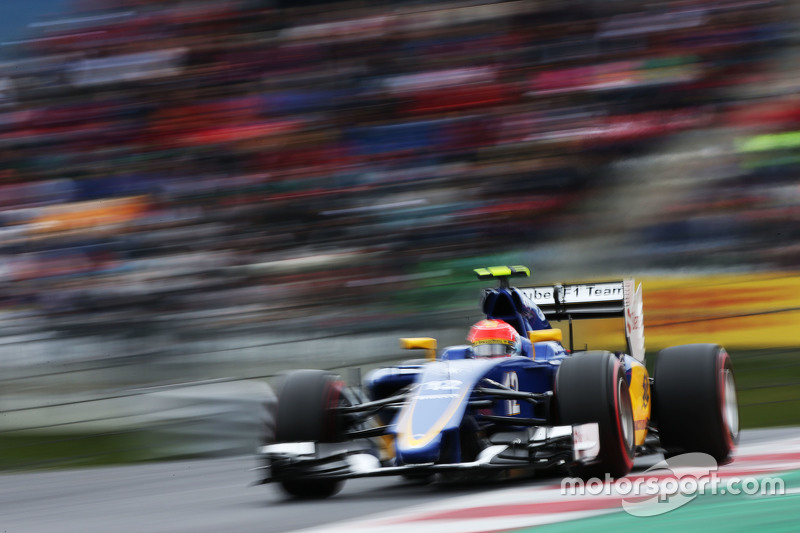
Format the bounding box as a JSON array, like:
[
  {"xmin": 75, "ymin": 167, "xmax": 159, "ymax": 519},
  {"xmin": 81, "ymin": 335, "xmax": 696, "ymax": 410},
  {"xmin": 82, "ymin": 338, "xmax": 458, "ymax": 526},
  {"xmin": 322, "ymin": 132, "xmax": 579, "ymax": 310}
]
[{"xmin": 255, "ymin": 423, "xmax": 601, "ymax": 484}]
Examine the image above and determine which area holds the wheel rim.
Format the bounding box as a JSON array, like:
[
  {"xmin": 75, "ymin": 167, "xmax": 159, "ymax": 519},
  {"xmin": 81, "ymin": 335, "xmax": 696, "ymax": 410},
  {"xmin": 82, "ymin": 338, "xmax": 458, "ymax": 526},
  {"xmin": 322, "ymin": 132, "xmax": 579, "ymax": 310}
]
[
  {"xmin": 723, "ymin": 368, "xmax": 739, "ymax": 439},
  {"xmin": 618, "ymin": 378, "xmax": 635, "ymax": 451}
]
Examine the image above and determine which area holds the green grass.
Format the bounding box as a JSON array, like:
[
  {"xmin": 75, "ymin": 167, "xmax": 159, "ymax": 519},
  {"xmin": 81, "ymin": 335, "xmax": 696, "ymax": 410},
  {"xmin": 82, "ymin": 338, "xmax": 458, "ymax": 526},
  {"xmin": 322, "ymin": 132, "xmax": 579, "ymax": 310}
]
[
  {"xmin": 722, "ymin": 349, "xmax": 800, "ymax": 428},
  {"xmin": 0, "ymin": 429, "xmax": 170, "ymax": 471}
]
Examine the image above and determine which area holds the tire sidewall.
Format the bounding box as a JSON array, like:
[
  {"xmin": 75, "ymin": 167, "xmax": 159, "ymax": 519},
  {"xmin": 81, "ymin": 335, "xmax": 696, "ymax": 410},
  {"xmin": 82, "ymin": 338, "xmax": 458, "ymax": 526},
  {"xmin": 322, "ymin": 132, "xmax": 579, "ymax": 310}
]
[
  {"xmin": 275, "ymin": 370, "xmax": 344, "ymax": 443},
  {"xmin": 556, "ymin": 351, "xmax": 635, "ymax": 478},
  {"xmin": 653, "ymin": 344, "xmax": 738, "ymax": 462}
]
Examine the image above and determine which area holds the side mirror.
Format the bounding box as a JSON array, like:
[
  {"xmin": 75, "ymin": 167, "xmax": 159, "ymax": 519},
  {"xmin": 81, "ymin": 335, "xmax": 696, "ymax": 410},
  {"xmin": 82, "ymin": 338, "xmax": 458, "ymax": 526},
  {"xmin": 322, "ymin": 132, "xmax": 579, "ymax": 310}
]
[
  {"xmin": 529, "ymin": 329, "xmax": 563, "ymax": 343},
  {"xmin": 400, "ymin": 337, "xmax": 437, "ymax": 361}
]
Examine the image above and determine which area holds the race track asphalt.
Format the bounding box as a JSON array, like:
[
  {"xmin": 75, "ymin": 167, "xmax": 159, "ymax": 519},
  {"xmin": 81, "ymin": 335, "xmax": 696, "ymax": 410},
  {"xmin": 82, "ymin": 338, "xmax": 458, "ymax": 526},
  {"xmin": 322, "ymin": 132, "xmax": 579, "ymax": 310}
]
[{"xmin": 1, "ymin": 427, "xmax": 797, "ymax": 533}]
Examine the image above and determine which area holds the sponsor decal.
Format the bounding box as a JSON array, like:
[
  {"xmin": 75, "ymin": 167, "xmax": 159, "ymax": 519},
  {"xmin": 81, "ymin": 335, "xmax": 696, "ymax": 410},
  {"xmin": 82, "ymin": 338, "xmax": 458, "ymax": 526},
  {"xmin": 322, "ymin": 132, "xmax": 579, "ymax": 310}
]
[
  {"xmin": 522, "ymin": 282, "xmax": 625, "ymax": 305},
  {"xmin": 502, "ymin": 371, "xmax": 520, "ymax": 415},
  {"xmin": 417, "ymin": 394, "xmax": 459, "ymax": 400},
  {"xmin": 472, "ymin": 338, "xmax": 514, "ymax": 346},
  {"xmin": 423, "ymin": 380, "xmax": 462, "ymax": 391}
]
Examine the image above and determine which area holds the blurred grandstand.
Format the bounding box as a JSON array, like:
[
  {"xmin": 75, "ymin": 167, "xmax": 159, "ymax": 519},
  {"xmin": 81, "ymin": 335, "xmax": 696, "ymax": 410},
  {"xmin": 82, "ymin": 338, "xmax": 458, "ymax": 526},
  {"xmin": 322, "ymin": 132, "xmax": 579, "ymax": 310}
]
[
  {"xmin": 1, "ymin": 0, "xmax": 798, "ymax": 340},
  {"xmin": 1, "ymin": 0, "xmax": 800, "ymax": 466}
]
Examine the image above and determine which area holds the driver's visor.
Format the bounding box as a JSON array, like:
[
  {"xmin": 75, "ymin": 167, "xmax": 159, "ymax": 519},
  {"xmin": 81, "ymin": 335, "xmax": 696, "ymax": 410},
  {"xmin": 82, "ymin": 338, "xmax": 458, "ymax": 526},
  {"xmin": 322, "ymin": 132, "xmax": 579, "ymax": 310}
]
[{"xmin": 473, "ymin": 342, "xmax": 515, "ymax": 357}]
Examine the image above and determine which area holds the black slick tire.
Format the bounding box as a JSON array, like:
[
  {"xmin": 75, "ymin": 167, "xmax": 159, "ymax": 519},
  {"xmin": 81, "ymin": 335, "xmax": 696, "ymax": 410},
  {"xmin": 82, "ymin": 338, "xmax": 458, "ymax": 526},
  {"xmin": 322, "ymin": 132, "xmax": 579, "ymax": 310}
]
[
  {"xmin": 653, "ymin": 344, "xmax": 739, "ymax": 463},
  {"xmin": 556, "ymin": 351, "xmax": 635, "ymax": 479},
  {"xmin": 274, "ymin": 369, "xmax": 345, "ymax": 498}
]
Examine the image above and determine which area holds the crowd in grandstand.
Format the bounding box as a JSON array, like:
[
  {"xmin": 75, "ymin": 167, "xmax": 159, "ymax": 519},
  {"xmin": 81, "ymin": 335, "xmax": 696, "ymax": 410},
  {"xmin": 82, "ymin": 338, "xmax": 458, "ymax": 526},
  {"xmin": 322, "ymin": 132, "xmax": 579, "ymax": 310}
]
[{"xmin": 0, "ymin": 0, "xmax": 798, "ymax": 331}]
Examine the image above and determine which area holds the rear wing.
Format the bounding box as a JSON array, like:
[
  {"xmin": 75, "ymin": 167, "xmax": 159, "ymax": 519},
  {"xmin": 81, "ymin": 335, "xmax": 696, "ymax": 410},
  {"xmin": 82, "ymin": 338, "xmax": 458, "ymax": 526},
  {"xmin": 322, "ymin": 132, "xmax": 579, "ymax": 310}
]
[{"xmin": 519, "ymin": 280, "xmax": 645, "ymax": 362}]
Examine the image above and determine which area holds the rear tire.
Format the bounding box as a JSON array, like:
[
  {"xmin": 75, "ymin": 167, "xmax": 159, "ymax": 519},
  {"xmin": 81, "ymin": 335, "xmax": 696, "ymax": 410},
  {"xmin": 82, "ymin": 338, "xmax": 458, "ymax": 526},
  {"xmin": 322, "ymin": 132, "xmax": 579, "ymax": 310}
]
[
  {"xmin": 274, "ymin": 370, "xmax": 346, "ymax": 498},
  {"xmin": 653, "ymin": 344, "xmax": 739, "ymax": 462},
  {"xmin": 556, "ymin": 351, "xmax": 635, "ymax": 479}
]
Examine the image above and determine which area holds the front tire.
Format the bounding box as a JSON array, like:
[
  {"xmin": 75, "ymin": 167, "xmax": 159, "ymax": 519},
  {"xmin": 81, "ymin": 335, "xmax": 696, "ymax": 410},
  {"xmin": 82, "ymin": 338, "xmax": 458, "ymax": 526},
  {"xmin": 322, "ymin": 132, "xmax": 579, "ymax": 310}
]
[
  {"xmin": 274, "ymin": 369, "xmax": 346, "ymax": 498},
  {"xmin": 653, "ymin": 344, "xmax": 739, "ymax": 462},
  {"xmin": 556, "ymin": 351, "xmax": 635, "ymax": 479}
]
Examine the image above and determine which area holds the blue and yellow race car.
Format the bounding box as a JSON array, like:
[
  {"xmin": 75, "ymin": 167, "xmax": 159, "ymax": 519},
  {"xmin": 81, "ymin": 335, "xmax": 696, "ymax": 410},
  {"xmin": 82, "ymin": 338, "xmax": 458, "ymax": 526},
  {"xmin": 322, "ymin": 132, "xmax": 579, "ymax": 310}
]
[{"xmin": 257, "ymin": 266, "xmax": 739, "ymax": 498}]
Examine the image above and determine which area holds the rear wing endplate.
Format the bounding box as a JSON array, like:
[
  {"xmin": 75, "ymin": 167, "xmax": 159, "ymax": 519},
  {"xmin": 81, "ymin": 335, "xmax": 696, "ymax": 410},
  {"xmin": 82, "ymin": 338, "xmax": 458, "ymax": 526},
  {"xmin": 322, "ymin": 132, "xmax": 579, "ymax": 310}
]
[{"xmin": 519, "ymin": 280, "xmax": 645, "ymax": 362}]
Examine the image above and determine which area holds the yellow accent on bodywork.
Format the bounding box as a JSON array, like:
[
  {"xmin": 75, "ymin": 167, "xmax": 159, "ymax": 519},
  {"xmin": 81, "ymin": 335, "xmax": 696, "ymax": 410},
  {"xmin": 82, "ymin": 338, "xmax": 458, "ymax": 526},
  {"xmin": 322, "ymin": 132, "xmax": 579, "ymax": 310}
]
[
  {"xmin": 400, "ymin": 337, "xmax": 437, "ymax": 360},
  {"xmin": 529, "ymin": 329, "xmax": 563, "ymax": 343},
  {"xmin": 396, "ymin": 385, "xmax": 471, "ymax": 449},
  {"xmin": 474, "ymin": 265, "xmax": 530, "ymax": 279},
  {"xmin": 628, "ymin": 360, "xmax": 651, "ymax": 446}
]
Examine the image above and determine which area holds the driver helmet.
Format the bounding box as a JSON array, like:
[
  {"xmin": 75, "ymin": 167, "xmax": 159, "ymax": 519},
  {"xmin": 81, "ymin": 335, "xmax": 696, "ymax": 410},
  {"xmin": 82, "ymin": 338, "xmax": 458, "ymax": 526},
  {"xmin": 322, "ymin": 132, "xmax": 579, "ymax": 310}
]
[{"xmin": 467, "ymin": 319, "xmax": 521, "ymax": 358}]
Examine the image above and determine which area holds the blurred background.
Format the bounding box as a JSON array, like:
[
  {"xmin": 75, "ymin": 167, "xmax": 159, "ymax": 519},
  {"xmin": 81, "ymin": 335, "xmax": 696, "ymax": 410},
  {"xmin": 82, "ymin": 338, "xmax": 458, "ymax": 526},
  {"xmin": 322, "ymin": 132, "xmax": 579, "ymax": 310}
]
[{"xmin": 1, "ymin": 0, "xmax": 799, "ymax": 468}]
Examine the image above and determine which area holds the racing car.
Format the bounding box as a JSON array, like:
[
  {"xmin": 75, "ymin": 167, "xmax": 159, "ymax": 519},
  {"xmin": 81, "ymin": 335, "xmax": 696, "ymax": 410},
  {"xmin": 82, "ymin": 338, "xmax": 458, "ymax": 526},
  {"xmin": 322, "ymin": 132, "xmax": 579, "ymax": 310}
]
[{"xmin": 256, "ymin": 266, "xmax": 739, "ymax": 498}]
